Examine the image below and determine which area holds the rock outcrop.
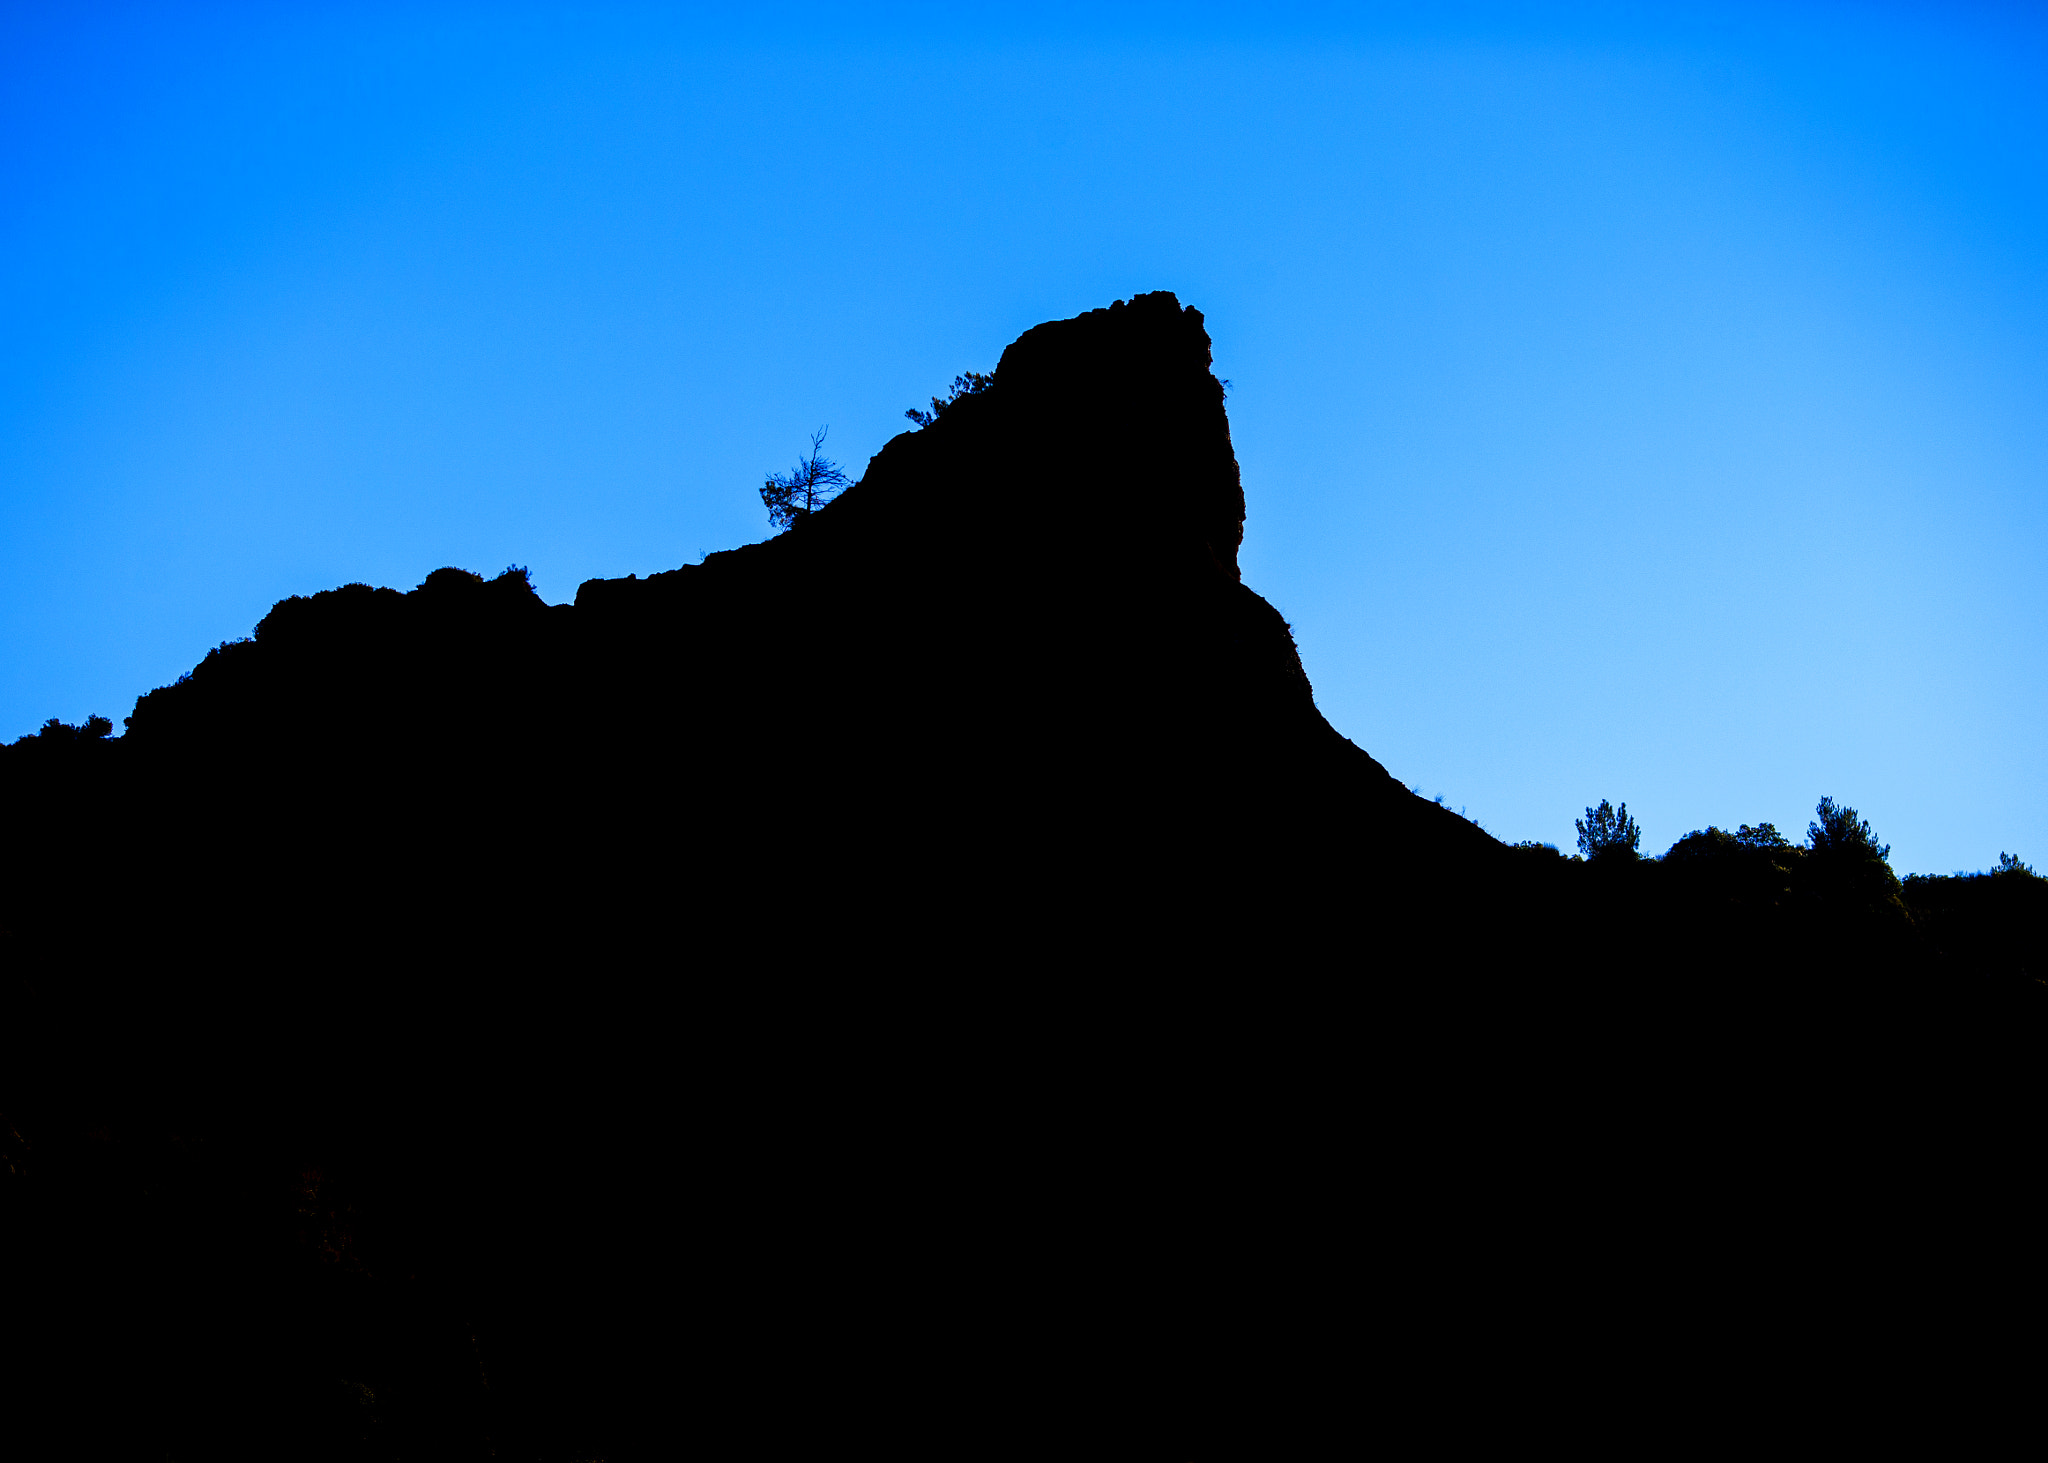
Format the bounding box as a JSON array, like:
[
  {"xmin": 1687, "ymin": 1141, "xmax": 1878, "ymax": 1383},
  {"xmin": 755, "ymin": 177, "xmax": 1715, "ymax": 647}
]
[
  {"xmin": 2, "ymin": 293, "xmax": 1509, "ymax": 1459},
  {"xmin": 87, "ymin": 289, "xmax": 1497, "ymax": 993}
]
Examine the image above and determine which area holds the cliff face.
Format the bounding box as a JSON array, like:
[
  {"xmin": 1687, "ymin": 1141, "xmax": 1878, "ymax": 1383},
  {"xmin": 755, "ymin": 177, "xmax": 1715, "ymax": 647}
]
[
  {"xmin": 561, "ymin": 291, "xmax": 1491, "ymax": 904},
  {"xmin": 89, "ymin": 290, "xmax": 1489, "ymax": 987}
]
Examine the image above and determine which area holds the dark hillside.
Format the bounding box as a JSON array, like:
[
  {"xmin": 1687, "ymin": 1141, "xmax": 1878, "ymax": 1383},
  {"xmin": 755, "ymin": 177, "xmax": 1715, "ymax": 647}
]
[{"xmin": 2, "ymin": 293, "xmax": 2040, "ymax": 1456}]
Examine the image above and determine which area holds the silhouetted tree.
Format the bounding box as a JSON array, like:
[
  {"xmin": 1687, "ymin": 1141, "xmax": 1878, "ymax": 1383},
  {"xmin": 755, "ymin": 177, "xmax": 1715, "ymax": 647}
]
[
  {"xmin": 1802, "ymin": 795, "xmax": 1906, "ymax": 924},
  {"xmin": 761, "ymin": 428, "xmax": 850, "ymax": 531},
  {"xmin": 905, "ymin": 370, "xmax": 993, "ymax": 428},
  {"xmin": 1807, "ymin": 796, "xmax": 1889, "ymax": 863},
  {"xmin": 1576, "ymin": 799, "xmax": 1641, "ymax": 862}
]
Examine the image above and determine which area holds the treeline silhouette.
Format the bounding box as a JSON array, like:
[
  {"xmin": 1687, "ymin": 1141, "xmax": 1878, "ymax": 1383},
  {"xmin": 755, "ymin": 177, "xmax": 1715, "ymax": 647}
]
[
  {"xmin": 1483, "ymin": 795, "xmax": 2043, "ymax": 986},
  {"xmin": 2, "ymin": 293, "xmax": 2040, "ymax": 1457}
]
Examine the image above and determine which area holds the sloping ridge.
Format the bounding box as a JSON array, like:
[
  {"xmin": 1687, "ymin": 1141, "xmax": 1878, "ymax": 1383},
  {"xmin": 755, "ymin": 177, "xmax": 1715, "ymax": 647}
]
[
  {"xmin": 95, "ymin": 290, "xmax": 1496, "ymax": 979},
  {"xmin": 563, "ymin": 291, "xmax": 1497, "ymax": 889}
]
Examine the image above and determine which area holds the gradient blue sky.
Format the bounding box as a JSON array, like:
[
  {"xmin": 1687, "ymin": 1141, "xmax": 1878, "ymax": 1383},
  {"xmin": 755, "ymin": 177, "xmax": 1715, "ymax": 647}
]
[{"xmin": 4, "ymin": 2, "xmax": 2044, "ymax": 872}]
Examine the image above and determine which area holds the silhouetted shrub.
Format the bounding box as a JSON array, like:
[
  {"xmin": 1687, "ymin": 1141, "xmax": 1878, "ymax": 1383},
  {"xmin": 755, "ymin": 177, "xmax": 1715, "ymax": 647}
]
[
  {"xmin": 1505, "ymin": 840, "xmax": 1571, "ymax": 874},
  {"xmin": 8, "ymin": 714, "xmax": 113, "ymax": 748},
  {"xmin": 1665, "ymin": 823, "xmax": 1791, "ymax": 861},
  {"xmin": 1905, "ymin": 851, "xmax": 2046, "ymax": 980},
  {"xmin": 1660, "ymin": 825, "xmax": 1801, "ymax": 924},
  {"xmin": 1, "ymin": 715, "xmax": 115, "ymax": 768},
  {"xmin": 418, "ymin": 566, "xmax": 485, "ymax": 595},
  {"xmin": 1664, "ymin": 826, "xmax": 1737, "ymax": 862}
]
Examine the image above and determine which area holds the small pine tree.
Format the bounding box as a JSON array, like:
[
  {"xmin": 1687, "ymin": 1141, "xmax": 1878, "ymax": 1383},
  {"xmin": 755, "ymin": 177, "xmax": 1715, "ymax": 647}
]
[
  {"xmin": 761, "ymin": 428, "xmax": 850, "ymax": 532},
  {"xmin": 1807, "ymin": 797, "xmax": 1890, "ymax": 863},
  {"xmin": 1576, "ymin": 799, "xmax": 1642, "ymax": 862},
  {"xmin": 905, "ymin": 370, "xmax": 993, "ymax": 428}
]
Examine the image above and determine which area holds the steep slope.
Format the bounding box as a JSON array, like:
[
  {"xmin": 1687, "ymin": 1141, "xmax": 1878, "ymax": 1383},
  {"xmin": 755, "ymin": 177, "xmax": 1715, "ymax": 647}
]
[
  {"xmin": 565, "ymin": 291, "xmax": 1494, "ymax": 905},
  {"xmin": 66, "ymin": 290, "xmax": 1497, "ymax": 1000}
]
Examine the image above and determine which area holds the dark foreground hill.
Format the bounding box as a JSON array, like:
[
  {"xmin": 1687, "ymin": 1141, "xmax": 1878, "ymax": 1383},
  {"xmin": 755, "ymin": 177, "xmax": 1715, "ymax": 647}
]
[{"xmin": 3, "ymin": 293, "xmax": 2042, "ymax": 1456}]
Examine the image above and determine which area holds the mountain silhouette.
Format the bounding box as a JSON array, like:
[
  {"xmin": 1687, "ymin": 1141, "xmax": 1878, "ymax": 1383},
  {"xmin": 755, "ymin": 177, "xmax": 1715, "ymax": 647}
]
[
  {"xmin": 2, "ymin": 292, "xmax": 2039, "ymax": 1457},
  {"xmin": 83, "ymin": 294, "xmax": 1491, "ymax": 972}
]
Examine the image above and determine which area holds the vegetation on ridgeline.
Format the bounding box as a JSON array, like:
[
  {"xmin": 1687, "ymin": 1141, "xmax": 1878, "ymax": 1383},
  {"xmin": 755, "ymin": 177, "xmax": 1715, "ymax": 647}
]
[
  {"xmin": 904, "ymin": 368, "xmax": 993, "ymax": 428},
  {"xmin": 1575, "ymin": 798, "xmax": 1642, "ymax": 862},
  {"xmin": 760, "ymin": 426, "xmax": 851, "ymax": 531}
]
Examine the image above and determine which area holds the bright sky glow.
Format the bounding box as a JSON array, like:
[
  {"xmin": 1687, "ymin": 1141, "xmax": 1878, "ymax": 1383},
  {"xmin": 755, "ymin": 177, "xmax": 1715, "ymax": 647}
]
[{"xmin": 4, "ymin": 3, "xmax": 2044, "ymax": 872}]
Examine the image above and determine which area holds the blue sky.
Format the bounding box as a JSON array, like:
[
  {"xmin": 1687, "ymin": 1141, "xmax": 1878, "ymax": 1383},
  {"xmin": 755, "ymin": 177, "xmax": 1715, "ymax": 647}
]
[{"xmin": 4, "ymin": 2, "xmax": 2044, "ymax": 872}]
